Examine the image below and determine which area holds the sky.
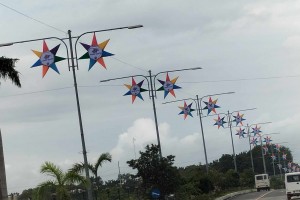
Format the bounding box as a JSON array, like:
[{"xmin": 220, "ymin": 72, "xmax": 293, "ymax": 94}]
[{"xmin": 0, "ymin": 0, "xmax": 300, "ymax": 194}]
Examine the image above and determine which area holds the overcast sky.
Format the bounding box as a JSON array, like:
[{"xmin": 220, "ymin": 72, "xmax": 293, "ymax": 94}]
[{"xmin": 0, "ymin": 0, "xmax": 300, "ymax": 194}]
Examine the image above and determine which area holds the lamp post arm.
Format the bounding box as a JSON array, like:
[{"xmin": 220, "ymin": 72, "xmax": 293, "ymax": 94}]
[
  {"xmin": 100, "ymin": 74, "xmax": 151, "ymax": 98},
  {"xmin": 0, "ymin": 36, "xmax": 71, "ymax": 68},
  {"xmin": 74, "ymin": 25, "xmax": 143, "ymax": 69},
  {"xmin": 152, "ymin": 67, "xmax": 202, "ymax": 95}
]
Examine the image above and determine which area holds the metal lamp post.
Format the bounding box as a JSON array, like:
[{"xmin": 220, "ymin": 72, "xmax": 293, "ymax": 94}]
[
  {"xmin": 100, "ymin": 67, "xmax": 201, "ymax": 159},
  {"xmin": 259, "ymin": 133, "xmax": 280, "ymax": 174},
  {"xmin": 162, "ymin": 92, "xmax": 234, "ymax": 174},
  {"xmin": 246, "ymin": 122, "xmax": 272, "ymax": 173},
  {"xmin": 212, "ymin": 108, "xmax": 256, "ymax": 172},
  {"xmin": 0, "ymin": 24, "xmax": 143, "ymax": 200}
]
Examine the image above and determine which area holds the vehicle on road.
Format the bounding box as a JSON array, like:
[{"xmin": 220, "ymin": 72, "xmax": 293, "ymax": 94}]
[
  {"xmin": 255, "ymin": 174, "xmax": 270, "ymax": 192},
  {"xmin": 285, "ymin": 172, "xmax": 300, "ymax": 200}
]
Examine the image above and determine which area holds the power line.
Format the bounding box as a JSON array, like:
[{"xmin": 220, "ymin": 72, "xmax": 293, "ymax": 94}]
[
  {"xmin": 111, "ymin": 57, "xmax": 148, "ymax": 72},
  {"xmin": 182, "ymin": 74, "xmax": 300, "ymax": 84},
  {"xmin": 0, "ymin": 2, "xmax": 66, "ymax": 34}
]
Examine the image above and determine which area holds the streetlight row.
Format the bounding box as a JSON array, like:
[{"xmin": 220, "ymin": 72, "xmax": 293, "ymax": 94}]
[{"xmin": 0, "ymin": 24, "xmax": 143, "ymax": 200}]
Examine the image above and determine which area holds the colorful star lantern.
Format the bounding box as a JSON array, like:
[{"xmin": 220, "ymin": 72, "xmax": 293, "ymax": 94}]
[
  {"xmin": 235, "ymin": 127, "xmax": 246, "ymax": 138},
  {"xmin": 275, "ymin": 144, "xmax": 281, "ymax": 152},
  {"xmin": 262, "ymin": 145, "xmax": 269, "ymax": 155},
  {"xmin": 157, "ymin": 73, "xmax": 181, "ymax": 98},
  {"xmin": 31, "ymin": 40, "xmax": 65, "ymax": 77},
  {"xmin": 123, "ymin": 78, "xmax": 147, "ymax": 103},
  {"xmin": 271, "ymin": 154, "xmax": 276, "ymax": 161},
  {"xmin": 251, "ymin": 125, "xmax": 262, "ymax": 137},
  {"xmin": 203, "ymin": 97, "xmax": 220, "ymax": 115},
  {"xmin": 250, "ymin": 137, "xmax": 258, "ymax": 146},
  {"xmin": 178, "ymin": 101, "xmax": 195, "ymax": 120},
  {"xmin": 232, "ymin": 112, "xmax": 245, "ymax": 126},
  {"xmin": 277, "ymin": 164, "xmax": 282, "ymax": 170},
  {"xmin": 79, "ymin": 33, "xmax": 113, "ymax": 71},
  {"xmin": 263, "ymin": 136, "xmax": 272, "ymax": 145},
  {"xmin": 282, "ymin": 153, "xmax": 287, "ymax": 160},
  {"xmin": 213, "ymin": 115, "xmax": 227, "ymax": 129}
]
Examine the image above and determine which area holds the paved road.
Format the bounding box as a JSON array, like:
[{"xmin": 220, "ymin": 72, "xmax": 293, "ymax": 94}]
[{"xmin": 230, "ymin": 189, "xmax": 300, "ymax": 200}]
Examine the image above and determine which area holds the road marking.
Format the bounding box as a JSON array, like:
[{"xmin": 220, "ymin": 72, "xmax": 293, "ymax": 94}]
[{"xmin": 255, "ymin": 191, "xmax": 273, "ymax": 200}]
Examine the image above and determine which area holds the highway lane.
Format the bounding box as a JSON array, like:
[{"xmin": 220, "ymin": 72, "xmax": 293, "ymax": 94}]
[{"xmin": 230, "ymin": 189, "xmax": 300, "ymax": 200}]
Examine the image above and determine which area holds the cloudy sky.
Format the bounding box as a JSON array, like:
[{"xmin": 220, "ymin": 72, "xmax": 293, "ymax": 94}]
[{"xmin": 0, "ymin": 0, "xmax": 300, "ymax": 194}]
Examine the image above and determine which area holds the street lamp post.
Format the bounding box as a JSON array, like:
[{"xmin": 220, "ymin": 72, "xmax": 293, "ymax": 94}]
[
  {"xmin": 213, "ymin": 108, "xmax": 256, "ymax": 172},
  {"xmin": 273, "ymin": 142, "xmax": 288, "ymax": 179},
  {"xmin": 0, "ymin": 24, "xmax": 143, "ymax": 200},
  {"xmin": 259, "ymin": 133, "xmax": 280, "ymax": 174},
  {"xmin": 162, "ymin": 92, "xmax": 234, "ymax": 174},
  {"xmin": 246, "ymin": 122, "xmax": 272, "ymax": 173},
  {"xmin": 100, "ymin": 67, "xmax": 201, "ymax": 159}
]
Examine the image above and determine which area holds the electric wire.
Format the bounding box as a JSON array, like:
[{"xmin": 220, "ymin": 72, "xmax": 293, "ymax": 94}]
[
  {"xmin": 0, "ymin": 74, "xmax": 298, "ymax": 98},
  {"xmin": 0, "ymin": 2, "xmax": 66, "ymax": 34},
  {"xmin": 111, "ymin": 57, "xmax": 148, "ymax": 72}
]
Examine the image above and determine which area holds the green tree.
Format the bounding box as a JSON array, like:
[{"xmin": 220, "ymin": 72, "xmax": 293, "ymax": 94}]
[
  {"xmin": 0, "ymin": 56, "xmax": 21, "ymax": 87},
  {"xmin": 127, "ymin": 144, "xmax": 181, "ymax": 199},
  {"xmin": 37, "ymin": 161, "xmax": 87, "ymax": 200},
  {"xmin": 71, "ymin": 153, "xmax": 112, "ymax": 181}
]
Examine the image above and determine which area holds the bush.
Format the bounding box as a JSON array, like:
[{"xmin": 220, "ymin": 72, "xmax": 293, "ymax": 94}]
[{"xmin": 270, "ymin": 176, "xmax": 284, "ymax": 189}]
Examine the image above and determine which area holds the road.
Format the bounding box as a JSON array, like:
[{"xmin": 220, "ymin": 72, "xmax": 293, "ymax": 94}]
[{"xmin": 230, "ymin": 189, "xmax": 300, "ymax": 200}]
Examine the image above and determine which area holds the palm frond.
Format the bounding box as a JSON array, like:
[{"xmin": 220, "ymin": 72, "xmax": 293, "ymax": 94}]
[
  {"xmin": 70, "ymin": 162, "xmax": 85, "ymax": 174},
  {"xmin": 94, "ymin": 153, "xmax": 112, "ymax": 172},
  {"xmin": 0, "ymin": 56, "xmax": 21, "ymax": 87},
  {"xmin": 65, "ymin": 171, "xmax": 87, "ymax": 186},
  {"xmin": 40, "ymin": 161, "xmax": 63, "ymax": 185},
  {"xmin": 36, "ymin": 180, "xmax": 55, "ymax": 200}
]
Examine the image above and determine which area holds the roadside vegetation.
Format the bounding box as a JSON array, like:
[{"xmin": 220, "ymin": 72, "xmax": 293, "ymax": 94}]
[{"xmin": 16, "ymin": 144, "xmax": 292, "ymax": 200}]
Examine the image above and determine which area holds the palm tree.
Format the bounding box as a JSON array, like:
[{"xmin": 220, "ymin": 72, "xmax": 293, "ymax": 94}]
[
  {"xmin": 0, "ymin": 57, "xmax": 21, "ymax": 87},
  {"xmin": 37, "ymin": 161, "xmax": 87, "ymax": 200},
  {"xmin": 71, "ymin": 153, "xmax": 112, "ymax": 181}
]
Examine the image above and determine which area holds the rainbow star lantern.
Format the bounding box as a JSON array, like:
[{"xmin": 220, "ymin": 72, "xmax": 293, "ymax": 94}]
[
  {"xmin": 271, "ymin": 154, "xmax": 276, "ymax": 161},
  {"xmin": 235, "ymin": 127, "xmax": 246, "ymax": 138},
  {"xmin": 282, "ymin": 153, "xmax": 287, "ymax": 160},
  {"xmin": 79, "ymin": 33, "xmax": 114, "ymax": 70},
  {"xmin": 262, "ymin": 145, "xmax": 269, "ymax": 155},
  {"xmin": 123, "ymin": 77, "xmax": 147, "ymax": 103},
  {"xmin": 203, "ymin": 97, "xmax": 220, "ymax": 115},
  {"xmin": 251, "ymin": 125, "xmax": 262, "ymax": 137},
  {"xmin": 178, "ymin": 101, "xmax": 195, "ymax": 120},
  {"xmin": 157, "ymin": 73, "xmax": 181, "ymax": 98},
  {"xmin": 233, "ymin": 112, "xmax": 245, "ymax": 126},
  {"xmin": 263, "ymin": 136, "xmax": 272, "ymax": 145},
  {"xmin": 31, "ymin": 41, "xmax": 66, "ymax": 77},
  {"xmin": 213, "ymin": 115, "xmax": 227, "ymax": 129},
  {"xmin": 275, "ymin": 144, "xmax": 281, "ymax": 152},
  {"xmin": 250, "ymin": 137, "xmax": 258, "ymax": 146}
]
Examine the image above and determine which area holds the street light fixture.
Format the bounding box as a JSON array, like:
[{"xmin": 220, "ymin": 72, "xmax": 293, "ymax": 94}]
[
  {"xmin": 258, "ymin": 133, "xmax": 280, "ymax": 174},
  {"xmin": 162, "ymin": 92, "xmax": 235, "ymax": 174},
  {"xmin": 100, "ymin": 67, "xmax": 202, "ymax": 159},
  {"xmin": 246, "ymin": 122, "xmax": 272, "ymax": 173},
  {"xmin": 0, "ymin": 24, "xmax": 143, "ymax": 200},
  {"xmin": 209, "ymin": 108, "xmax": 257, "ymax": 172}
]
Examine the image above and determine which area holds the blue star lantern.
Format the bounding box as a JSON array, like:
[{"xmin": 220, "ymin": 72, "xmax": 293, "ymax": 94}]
[
  {"xmin": 235, "ymin": 127, "xmax": 246, "ymax": 138},
  {"xmin": 203, "ymin": 97, "xmax": 220, "ymax": 115},
  {"xmin": 233, "ymin": 112, "xmax": 246, "ymax": 126},
  {"xmin": 214, "ymin": 115, "xmax": 227, "ymax": 129},
  {"xmin": 178, "ymin": 101, "xmax": 195, "ymax": 120}
]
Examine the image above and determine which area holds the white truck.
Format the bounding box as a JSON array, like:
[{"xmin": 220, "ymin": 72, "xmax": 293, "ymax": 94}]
[
  {"xmin": 285, "ymin": 172, "xmax": 300, "ymax": 200},
  {"xmin": 255, "ymin": 174, "xmax": 270, "ymax": 192}
]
